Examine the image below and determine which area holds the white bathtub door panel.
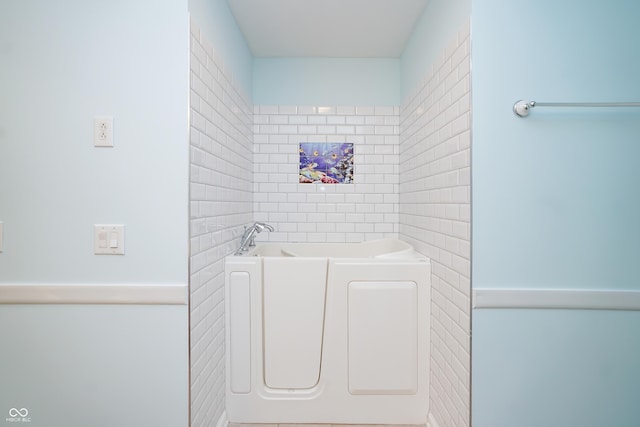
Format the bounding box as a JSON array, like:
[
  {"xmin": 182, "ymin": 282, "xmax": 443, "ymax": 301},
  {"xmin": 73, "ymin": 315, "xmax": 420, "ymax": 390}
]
[
  {"xmin": 263, "ymin": 258, "xmax": 327, "ymax": 389},
  {"xmin": 348, "ymin": 281, "xmax": 418, "ymax": 395},
  {"xmin": 229, "ymin": 272, "xmax": 251, "ymax": 393}
]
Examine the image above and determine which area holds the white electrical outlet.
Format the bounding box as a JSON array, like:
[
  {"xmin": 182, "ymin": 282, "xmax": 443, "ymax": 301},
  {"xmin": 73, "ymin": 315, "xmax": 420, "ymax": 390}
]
[{"xmin": 94, "ymin": 116, "xmax": 114, "ymax": 147}]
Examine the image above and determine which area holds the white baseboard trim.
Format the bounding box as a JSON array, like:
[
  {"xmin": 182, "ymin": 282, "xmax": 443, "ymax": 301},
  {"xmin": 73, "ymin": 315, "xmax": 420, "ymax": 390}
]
[
  {"xmin": 473, "ymin": 288, "xmax": 640, "ymax": 311},
  {"xmin": 0, "ymin": 283, "xmax": 188, "ymax": 305},
  {"xmin": 215, "ymin": 410, "xmax": 228, "ymax": 427},
  {"xmin": 427, "ymin": 412, "xmax": 441, "ymax": 427}
]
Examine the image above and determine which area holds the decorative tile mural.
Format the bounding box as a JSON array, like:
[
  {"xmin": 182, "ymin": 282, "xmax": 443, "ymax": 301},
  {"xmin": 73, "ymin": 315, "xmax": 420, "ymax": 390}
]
[{"xmin": 299, "ymin": 142, "xmax": 354, "ymax": 184}]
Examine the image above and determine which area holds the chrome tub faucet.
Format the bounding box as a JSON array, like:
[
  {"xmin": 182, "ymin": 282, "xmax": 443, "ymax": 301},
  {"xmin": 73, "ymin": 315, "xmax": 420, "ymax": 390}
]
[{"xmin": 235, "ymin": 222, "xmax": 274, "ymax": 255}]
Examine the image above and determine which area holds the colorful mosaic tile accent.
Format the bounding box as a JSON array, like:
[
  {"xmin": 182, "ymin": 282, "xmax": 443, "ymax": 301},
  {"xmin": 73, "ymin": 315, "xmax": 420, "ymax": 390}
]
[{"xmin": 299, "ymin": 142, "xmax": 354, "ymax": 184}]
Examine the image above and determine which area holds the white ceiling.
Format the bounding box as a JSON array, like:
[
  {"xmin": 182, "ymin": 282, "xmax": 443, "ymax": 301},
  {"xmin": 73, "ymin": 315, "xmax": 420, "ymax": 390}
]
[{"xmin": 227, "ymin": 0, "xmax": 429, "ymax": 58}]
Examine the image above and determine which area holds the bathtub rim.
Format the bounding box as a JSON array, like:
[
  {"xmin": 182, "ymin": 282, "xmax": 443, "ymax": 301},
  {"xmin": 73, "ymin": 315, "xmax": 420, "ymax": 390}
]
[{"xmin": 234, "ymin": 238, "xmax": 421, "ymax": 259}]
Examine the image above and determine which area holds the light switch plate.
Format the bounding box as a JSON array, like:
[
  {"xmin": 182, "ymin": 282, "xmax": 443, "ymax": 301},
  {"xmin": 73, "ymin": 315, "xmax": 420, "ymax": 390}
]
[{"xmin": 94, "ymin": 224, "xmax": 125, "ymax": 255}]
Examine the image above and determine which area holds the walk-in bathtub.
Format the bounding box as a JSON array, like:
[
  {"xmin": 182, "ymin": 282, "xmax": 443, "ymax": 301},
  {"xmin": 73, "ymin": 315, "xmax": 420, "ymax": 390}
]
[{"xmin": 225, "ymin": 239, "xmax": 430, "ymax": 424}]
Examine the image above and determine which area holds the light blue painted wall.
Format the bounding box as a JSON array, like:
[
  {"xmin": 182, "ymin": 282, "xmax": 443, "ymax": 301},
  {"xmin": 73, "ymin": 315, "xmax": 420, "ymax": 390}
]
[
  {"xmin": 0, "ymin": 0, "xmax": 190, "ymax": 284},
  {"xmin": 473, "ymin": 309, "xmax": 640, "ymax": 427},
  {"xmin": 189, "ymin": 0, "xmax": 253, "ymax": 98},
  {"xmin": 400, "ymin": 0, "xmax": 471, "ymax": 100},
  {"xmin": 253, "ymin": 58, "xmax": 401, "ymax": 105},
  {"xmin": 472, "ymin": 0, "xmax": 640, "ymax": 290},
  {"xmin": 472, "ymin": 1, "xmax": 640, "ymax": 426},
  {"xmin": 0, "ymin": 305, "xmax": 189, "ymax": 427},
  {"xmin": 0, "ymin": 3, "xmax": 189, "ymax": 425}
]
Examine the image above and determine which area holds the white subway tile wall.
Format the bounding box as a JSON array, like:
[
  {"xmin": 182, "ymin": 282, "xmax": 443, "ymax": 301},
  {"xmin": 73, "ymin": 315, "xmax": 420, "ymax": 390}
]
[
  {"xmin": 253, "ymin": 105, "xmax": 400, "ymax": 243},
  {"xmin": 399, "ymin": 21, "xmax": 471, "ymax": 427},
  {"xmin": 190, "ymin": 16, "xmax": 471, "ymax": 427},
  {"xmin": 190, "ymin": 18, "xmax": 253, "ymax": 427}
]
